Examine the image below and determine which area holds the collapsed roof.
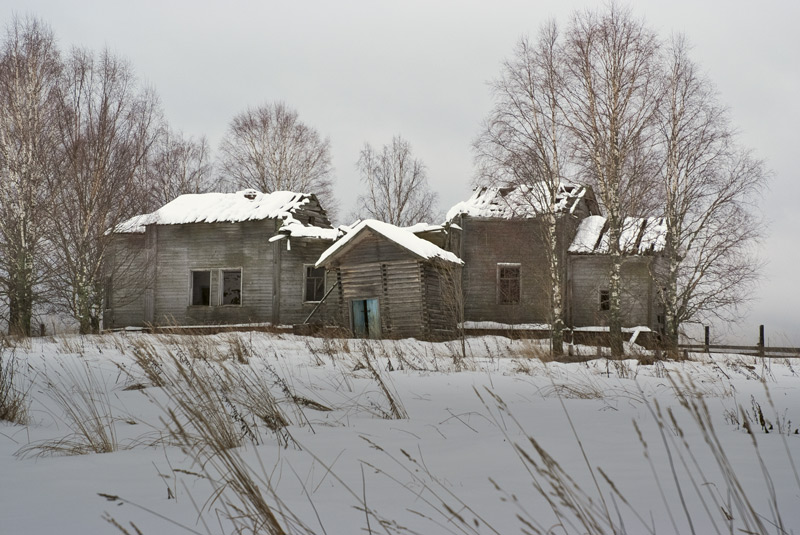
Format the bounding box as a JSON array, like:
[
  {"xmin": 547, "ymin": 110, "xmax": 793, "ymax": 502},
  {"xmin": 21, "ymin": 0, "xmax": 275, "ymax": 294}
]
[
  {"xmin": 446, "ymin": 183, "xmax": 595, "ymax": 221},
  {"xmin": 569, "ymin": 215, "xmax": 666, "ymax": 255}
]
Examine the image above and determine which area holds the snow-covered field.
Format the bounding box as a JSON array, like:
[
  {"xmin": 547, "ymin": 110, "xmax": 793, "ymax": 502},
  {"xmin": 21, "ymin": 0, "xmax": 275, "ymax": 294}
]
[{"xmin": 1, "ymin": 332, "xmax": 798, "ymax": 534}]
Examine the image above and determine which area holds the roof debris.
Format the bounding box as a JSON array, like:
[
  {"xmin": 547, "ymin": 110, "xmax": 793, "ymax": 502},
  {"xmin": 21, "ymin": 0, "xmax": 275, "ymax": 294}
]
[
  {"xmin": 445, "ymin": 183, "xmax": 588, "ymax": 221},
  {"xmin": 569, "ymin": 215, "xmax": 666, "ymax": 254}
]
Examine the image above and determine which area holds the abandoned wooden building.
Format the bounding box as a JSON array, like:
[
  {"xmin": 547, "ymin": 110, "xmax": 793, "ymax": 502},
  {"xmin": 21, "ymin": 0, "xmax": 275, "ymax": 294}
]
[
  {"xmin": 445, "ymin": 184, "xmax": 666, "ymax": 333},
  {"xmin": 104, "ymin": 183, "xmax": 667, "ymax": 340},
  {"xmin": 567, "ymin": 214, "xmax": 667, "ymax": 331},
  {"xmin": 315, "ymin": 219, "xmax": 463, "ymax": 339},
  {"xmin": 104, "ymin": 189, "xmax": 340, "ymax": 329}
]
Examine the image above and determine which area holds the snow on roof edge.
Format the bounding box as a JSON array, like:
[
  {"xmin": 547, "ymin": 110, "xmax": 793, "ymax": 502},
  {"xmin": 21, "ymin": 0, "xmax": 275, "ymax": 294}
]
[
  {"xmin": 114, "ymin": 190, "xmax": 327, "ymax": 234},
  {"xmin": 316, "ymin": 219, "xmax": 463, "ymax": 267}
]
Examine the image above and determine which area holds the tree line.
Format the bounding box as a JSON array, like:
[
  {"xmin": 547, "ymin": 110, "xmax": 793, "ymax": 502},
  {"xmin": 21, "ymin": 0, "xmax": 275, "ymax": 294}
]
[
  {"xmin": 474, "ymin": 3, "xmax": 766, "ymax": 356},
  {"xmin": 0, "ymin": 15, "xmax": 439, "ymax": 336}
]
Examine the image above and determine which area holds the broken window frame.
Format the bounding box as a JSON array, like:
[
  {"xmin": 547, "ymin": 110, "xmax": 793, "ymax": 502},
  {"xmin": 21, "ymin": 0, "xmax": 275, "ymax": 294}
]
[
  {"xmin": 303, "ymin": 264, "xmax": 326, "ymax": 303},
  {"xmin": 190, "ymin": 270, "xmax": 212, "ymax": 306},
  {"xmin": 599, "ymin": 289, "xmax": 610, "ymax": 311},
  {"xmin": 220, "ymin": 268, "xmax": 242, "ymax": 306},
  {"xmin": 497, "ymin": 263, "xmax": 521, "ymax": 305}
]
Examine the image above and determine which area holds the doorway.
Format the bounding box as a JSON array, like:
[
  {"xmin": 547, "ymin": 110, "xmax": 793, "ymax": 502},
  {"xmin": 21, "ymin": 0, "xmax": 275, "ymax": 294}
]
[{"xmin": 351, "ymin": 298, "xmax": 381, "ymax": 339}]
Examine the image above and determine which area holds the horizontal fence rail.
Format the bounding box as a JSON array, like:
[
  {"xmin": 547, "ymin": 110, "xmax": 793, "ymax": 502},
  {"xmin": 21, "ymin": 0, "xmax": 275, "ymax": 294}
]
[{"xmin": 679, "ymin": 344, "xmax": 800, "ymax": 358}]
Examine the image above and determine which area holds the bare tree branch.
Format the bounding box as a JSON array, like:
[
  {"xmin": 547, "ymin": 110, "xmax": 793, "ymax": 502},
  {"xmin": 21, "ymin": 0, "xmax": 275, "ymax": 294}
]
[
  {"xmin": 144, "ymin": 127, "xmax": 216, "ymax": 210},
  {"xmin": 355, "ymin": 135, "xmax": 438, "ymax": 226},
  {"xmin": 218, "ymin": 102, "xmax": 337, "ymax": 220},
  {"xmin": 0, "ymin": 15, "xmax": 61, "ymax": 335},
  {"xmin": 48, "ymin": 47, "xmax": 161, "ymax": 333}
]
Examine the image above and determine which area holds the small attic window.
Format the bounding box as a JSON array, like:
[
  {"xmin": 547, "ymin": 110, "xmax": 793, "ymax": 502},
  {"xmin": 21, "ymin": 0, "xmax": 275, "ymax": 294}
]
[{"xmin": 308, "ymin": 216, "xmax": 316, "ymax": 226}]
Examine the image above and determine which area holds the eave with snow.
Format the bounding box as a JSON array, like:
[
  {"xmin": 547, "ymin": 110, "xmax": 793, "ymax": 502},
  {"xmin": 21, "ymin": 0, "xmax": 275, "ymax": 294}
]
[
  {"xmin": 316, "ymin": 219, "xmax": 462, "ymax": 268},
  {"xmin": 114, "ymin": 189, "xmax": 334, "ymax": 239}
]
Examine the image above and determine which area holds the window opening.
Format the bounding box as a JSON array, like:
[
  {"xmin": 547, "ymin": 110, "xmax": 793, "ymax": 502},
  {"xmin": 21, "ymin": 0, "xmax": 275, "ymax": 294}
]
[
  {"xmin": 497, "ymin": 264, "xmax": 521, "ymax": 304},
  {"xmin": 221, "ymin": 269, "xmax": 242, "ymax": 305},
  {"xmin": 304, "ymin": 265, "xmax": 326, "ymax": 302},
  {"xmin": 599, "ymin": 289, "xmax": 610, "ymax": 311},
  {"xmin": 191, "ymin": 271, "xmax": 211, "ymax": 306}
]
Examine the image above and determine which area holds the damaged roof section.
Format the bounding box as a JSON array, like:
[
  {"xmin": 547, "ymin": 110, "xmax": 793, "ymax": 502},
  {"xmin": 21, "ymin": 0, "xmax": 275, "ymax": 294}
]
[
  {"xmin": 445, "ymin": 183, "xmax": 597, "ymax": 221},
  {"xmin": 113, "ymin": 189, "xmax": 331, "ymax": 234},
  {"xmin": 569, "ymin": 215, "xmax": 666, "ymax": 255}
]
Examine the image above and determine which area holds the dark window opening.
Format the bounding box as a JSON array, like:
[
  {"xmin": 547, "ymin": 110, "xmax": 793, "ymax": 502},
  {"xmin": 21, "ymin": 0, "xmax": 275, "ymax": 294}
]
[
  {"xmin": 599, "ymin": 289, "xmax": 610, "ymax": 311},
  {"xmin": 304, "ymin": 265, "xmax": 326, "ymax": 302},
  {"xmin": 192, "ymin": 271, "xmax": 211, "ymax": 306},
  {"xmin": 104, "ymin": 277, "xmax": 112, "ymax": 310},
  {"xmin": 498, "ymin": 264, "xmax": 521, "ymax": 304},
  {"xmin": 222, "ymin": 269, "xmax": 242, "ymax": 305}
]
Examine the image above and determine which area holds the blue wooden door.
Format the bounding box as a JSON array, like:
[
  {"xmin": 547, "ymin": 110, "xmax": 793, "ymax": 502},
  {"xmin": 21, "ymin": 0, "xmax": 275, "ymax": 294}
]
[
  {"xmin": 352, "ymin": 298, "xmax": 381, "ymax": 338},
  {"xmin": 366, "ymin": 298, "xmax": 381, "ymax": 339},
  {"xmin": 352, "ymin": 300, "xmax": 367, "ymax": 337}
]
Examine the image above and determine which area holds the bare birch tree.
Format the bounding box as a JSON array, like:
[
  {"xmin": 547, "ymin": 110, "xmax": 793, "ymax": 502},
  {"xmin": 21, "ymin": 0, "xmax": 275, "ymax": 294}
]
[
  {"xmin": 562, "ymin": 4, "xmax": 662, "ymax": 356},
  {"xmin": 49, "ymin": 47, "xmax": 160, "ymax": 333},
  {"xmin": 355, "ymin": 135, "xmax": 438, "ymax": 226},
  {"xmin": 474, "ymin": 27, "xmax": 571, "ymax": 356},
  {"xmin": 218, "ymin": 102, "xmax": 336, "ymax": 218},
  {"xmin": 656, "ymin": 35, "xmax": 766, "ymax": 348},
  {"xmin": 145, "ymin": 127, "xmax": 215, "ymax": 210},
  {"xmin": 0, "ymin": 16, "xmax": 61, "ymax": 336}
]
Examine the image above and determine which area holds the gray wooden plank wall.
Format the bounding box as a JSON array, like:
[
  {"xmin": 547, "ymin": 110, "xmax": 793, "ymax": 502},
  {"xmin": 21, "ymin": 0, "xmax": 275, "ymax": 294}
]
[
  {"xmin": 105, "ymin": 233, "xmax": 148, "ymax": 328},
  {"xmin": 568, "ymin": 255, "xmax": 660, "ymax": 329},
  {"xmin": 459, "ymin": 217, "xmax": 556, "ymax": 325}
]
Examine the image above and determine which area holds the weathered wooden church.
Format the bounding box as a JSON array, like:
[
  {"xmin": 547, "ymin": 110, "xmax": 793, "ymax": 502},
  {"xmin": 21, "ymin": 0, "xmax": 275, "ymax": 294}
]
[{"xmin": 105, "ymin": 185, "xmax": 666, "ymax": 340}]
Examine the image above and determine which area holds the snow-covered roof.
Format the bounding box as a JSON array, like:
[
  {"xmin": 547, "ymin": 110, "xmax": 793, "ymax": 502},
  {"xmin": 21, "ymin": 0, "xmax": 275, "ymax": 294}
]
[
  {"xmin": 403, "ymin": 222, "xmax": 447, "ymax": 234},
  {"xmin": 112, "ymin": 214, "xmax": 154, "ymax": 234},
  {"xmin": 268, "ymin": 220, "xmax": 341, "ymax": 242},
  {"xmin": 569, "ymin": 215, "xmax": 666, "ymax": 254},
  {"xmin": 316, "ymin": 219, "xmax": 463, "ymax": 267},
  {"xmin": 114, "ymin": 189, "xmax": 321, "ymax": 233},
  {"xmin": 446, "ymin": 183, "xmax": 589, "ymax": 221}
]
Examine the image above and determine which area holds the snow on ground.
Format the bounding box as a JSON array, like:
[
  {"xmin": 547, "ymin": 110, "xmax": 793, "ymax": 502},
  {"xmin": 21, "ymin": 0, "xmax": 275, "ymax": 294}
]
[{"xmin": 1, "ymin": 333, "xmax": 799, "ymax": 534}]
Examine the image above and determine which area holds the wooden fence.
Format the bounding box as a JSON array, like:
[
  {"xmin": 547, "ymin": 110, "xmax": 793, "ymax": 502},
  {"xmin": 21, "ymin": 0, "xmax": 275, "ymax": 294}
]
[{"xmin": 678, "ymin": 344, "xmax": 800, "ymax": 358}]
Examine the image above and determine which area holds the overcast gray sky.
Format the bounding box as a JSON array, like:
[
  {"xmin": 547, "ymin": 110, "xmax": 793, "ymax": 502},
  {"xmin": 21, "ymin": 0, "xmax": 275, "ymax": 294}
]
[{"xmin": 5, "ymin": 0, "xmax": 799, "ymax": 345}]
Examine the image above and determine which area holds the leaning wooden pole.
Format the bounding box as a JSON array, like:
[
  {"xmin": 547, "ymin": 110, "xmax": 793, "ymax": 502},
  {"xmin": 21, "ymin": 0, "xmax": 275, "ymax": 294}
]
[{"xmin": 303, "ymin": 280, "xmax": 340, "ymax": 324}]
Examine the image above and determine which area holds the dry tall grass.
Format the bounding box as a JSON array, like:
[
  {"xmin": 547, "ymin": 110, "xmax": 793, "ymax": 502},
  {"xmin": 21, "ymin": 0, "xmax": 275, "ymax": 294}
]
[
  {"xmin": 0, "ymin": 349, "xmax": 29, "ymax": 424},
  {"xmin": 357, "ymin": 342, "xmax": 408, "ymax": 420},
  {"xmin": 18, "ymin": 360, "xmax": 120, "ymax": 457}
]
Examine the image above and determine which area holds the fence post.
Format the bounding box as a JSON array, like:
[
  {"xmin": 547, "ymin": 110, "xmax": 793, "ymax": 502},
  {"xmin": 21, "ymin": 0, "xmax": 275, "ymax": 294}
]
[
  {"xmin": 759, "ymin": 324, "xmax": 765, "ymax": 358},
  {"xmin": 704, "ymin": 325, "xmax": 710, "ymax": 354}
]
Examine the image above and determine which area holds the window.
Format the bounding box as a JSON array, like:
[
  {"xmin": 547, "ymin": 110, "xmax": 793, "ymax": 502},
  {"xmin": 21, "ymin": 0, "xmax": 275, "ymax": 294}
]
[
  {"xmin": 104, "ymin": 277, "xmax": 112, "ymax": 310},
  {"xmin": 497, "ymin": 263, "xmax": 521, "ymax": 304},
  {"xmin": 304, "ymin": 265, "xmax": 326, "ymax": 302},
  {"xmin": 191, "ymin": 271, "xmax": 211, "ymax": 306},
  {"xmin": 599, "ymin": 289, "xmax": 610, "ymax": 311},
  {"xmin": 221, "ymin": 269, "xmax": 242, "ymax": 305}
]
